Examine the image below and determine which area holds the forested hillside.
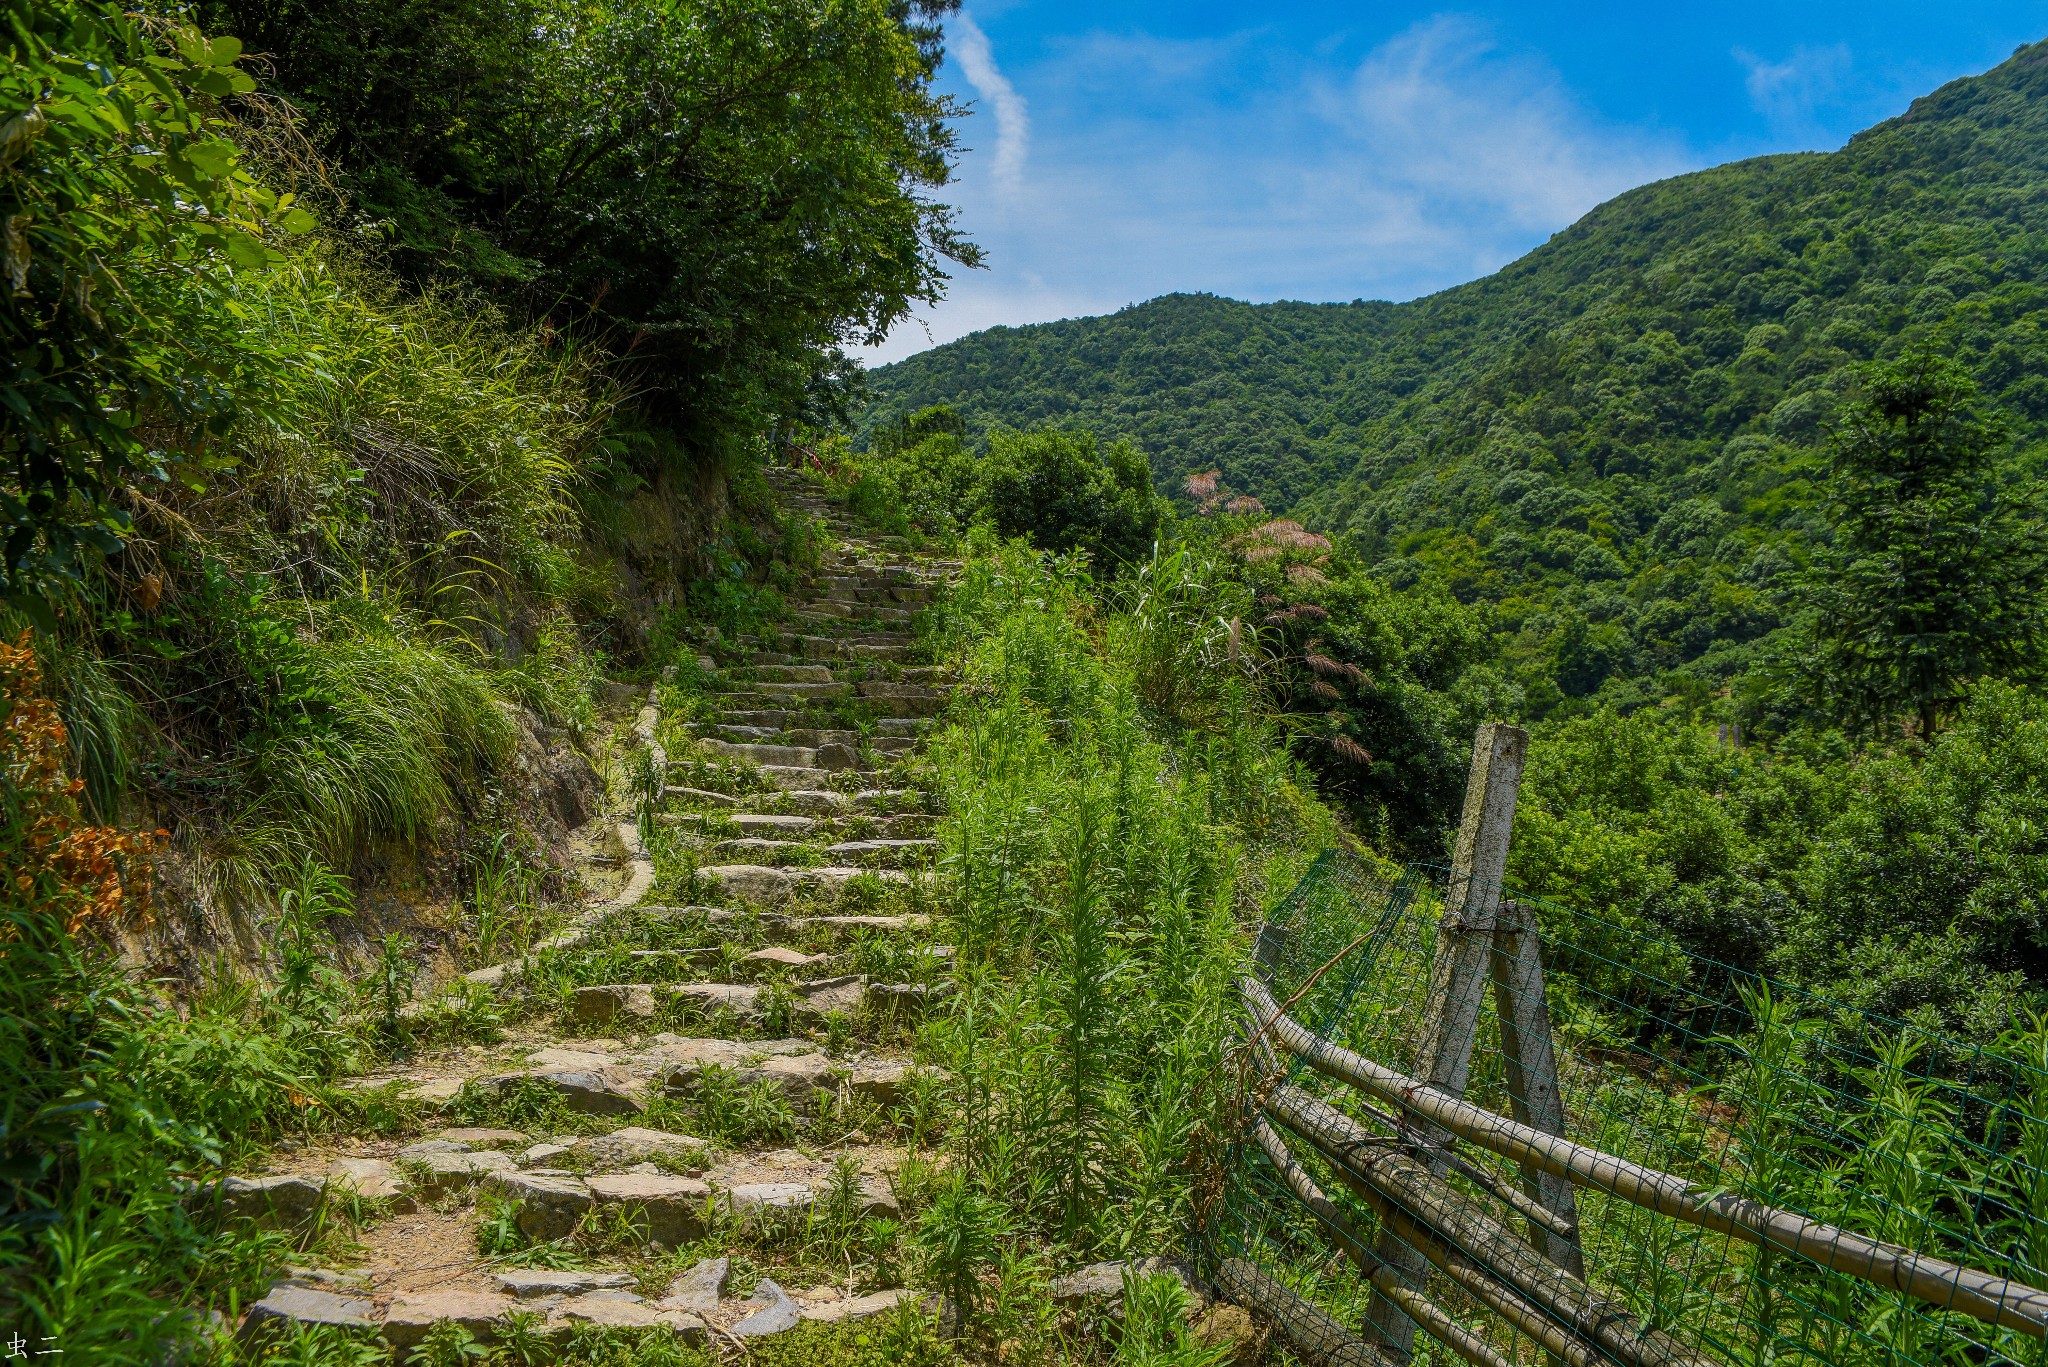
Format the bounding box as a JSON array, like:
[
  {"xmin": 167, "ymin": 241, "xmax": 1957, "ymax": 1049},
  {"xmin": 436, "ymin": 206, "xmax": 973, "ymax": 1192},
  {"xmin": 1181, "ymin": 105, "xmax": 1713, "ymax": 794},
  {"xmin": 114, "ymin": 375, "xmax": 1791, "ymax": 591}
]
[{"xmin": 867, "ymin": 39, "xmax": 2048, "ymax": 709}]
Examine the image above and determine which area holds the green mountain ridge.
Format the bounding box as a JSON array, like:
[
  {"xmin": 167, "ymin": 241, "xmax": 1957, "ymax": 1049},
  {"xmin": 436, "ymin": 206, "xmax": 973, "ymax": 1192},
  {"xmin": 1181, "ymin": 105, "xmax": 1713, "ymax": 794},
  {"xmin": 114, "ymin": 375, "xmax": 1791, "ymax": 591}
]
[{"xmin": 866, "ymin": 38, "xmax": 2048, "ymax": 709}]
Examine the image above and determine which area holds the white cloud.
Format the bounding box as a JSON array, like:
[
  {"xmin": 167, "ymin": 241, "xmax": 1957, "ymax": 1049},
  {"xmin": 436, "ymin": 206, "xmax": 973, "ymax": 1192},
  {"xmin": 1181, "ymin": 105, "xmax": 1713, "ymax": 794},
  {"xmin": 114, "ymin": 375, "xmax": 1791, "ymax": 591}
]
[
  {"xmin": 951, "ymin": 13, "xmax": 1030, "ymax": 198},
  {"xmin": 1735, "ymin": 44, "xmax": 1852, "ymax": 135},
  {"xmin": 1322, "ymin": 16, "xmax": 1688, "ymax": 234},
  {"xmin": 860, "ymin": 13, "xmax": 1699, "ymax": 365}
]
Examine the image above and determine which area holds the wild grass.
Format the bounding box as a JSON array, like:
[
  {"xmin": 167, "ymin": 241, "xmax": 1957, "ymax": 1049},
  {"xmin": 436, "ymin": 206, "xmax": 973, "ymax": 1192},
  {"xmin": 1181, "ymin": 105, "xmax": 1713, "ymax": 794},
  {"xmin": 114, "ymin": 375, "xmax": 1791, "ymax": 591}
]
[
  {"xmin": 47, "ymin": 241, "xmax": 614, "ymax": 902},
  {"xmin": 897, "ymin": 538, "xmax": 1336, "ymax": 1340}
]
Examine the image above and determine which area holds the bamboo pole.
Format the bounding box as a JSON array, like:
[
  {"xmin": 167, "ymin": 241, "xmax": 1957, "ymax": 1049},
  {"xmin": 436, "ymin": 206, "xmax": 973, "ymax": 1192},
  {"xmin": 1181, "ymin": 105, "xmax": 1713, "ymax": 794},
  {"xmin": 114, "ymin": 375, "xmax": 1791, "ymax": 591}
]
[
  {"xmin": 1214, "ymin": 1256, "xmax": 1393, "ymax": 1367},
  {"xmin": 1250, "ymin": 1115, "xmax": 1516, "ymax": 1367},
  {"xmin": 1245, "ymin": 977, "xmax": 2048, "ymax": 1339},
  {"xmin": 1264, "ymin": 1081, "xmax": 1722, "ymax": 1367}
]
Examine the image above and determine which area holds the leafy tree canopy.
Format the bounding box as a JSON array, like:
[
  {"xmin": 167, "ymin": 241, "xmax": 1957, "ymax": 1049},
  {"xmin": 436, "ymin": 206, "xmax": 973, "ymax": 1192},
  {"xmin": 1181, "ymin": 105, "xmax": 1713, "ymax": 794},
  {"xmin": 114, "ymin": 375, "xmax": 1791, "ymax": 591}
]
[
  {"xmin": 1, "ymin": 0, "xmax": 308, "ymax": 616},
  {"xmin": 1799, "ymin": 353, "xmax": 2048, "ymax": 735},
  {"xmin": 211, "ymin": 0, "xmax": 980, "ymax": 450}
]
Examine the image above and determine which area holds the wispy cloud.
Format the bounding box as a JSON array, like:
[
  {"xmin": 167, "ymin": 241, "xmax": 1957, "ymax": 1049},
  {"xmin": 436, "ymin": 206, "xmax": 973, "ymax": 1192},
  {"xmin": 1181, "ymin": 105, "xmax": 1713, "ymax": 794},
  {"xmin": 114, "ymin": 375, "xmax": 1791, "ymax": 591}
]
[
  {"xmin": 1734, "ymin": 44, "xmax": 1852, "ymax": 137},
  {"xmin": 863, "ymin": 12, "xmax": 1699, "ymax": 363},
  {"xmin": 1324, "ymin": 16, "xmax": 1688, "ymax": 234},
  {"xmin": 951, "ymin": 13, "xmax": 1030, "ymax": 198}
]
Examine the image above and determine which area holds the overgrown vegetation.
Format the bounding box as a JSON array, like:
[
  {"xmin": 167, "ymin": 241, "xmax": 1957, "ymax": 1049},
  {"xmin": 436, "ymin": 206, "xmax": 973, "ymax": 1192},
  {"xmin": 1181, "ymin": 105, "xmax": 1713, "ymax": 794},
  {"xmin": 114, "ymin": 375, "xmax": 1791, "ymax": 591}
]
[{"xmin": 18, "ymin": 0, "xmax": 2048, "ymax": 1359}]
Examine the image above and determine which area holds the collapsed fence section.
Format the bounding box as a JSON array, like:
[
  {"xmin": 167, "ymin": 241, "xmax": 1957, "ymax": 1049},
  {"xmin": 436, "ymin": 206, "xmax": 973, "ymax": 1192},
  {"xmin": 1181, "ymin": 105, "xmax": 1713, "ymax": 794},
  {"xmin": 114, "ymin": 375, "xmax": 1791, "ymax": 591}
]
[{"xmin": 1203, "ymin": 725, "xmax": 2048, "ymax": 1367}]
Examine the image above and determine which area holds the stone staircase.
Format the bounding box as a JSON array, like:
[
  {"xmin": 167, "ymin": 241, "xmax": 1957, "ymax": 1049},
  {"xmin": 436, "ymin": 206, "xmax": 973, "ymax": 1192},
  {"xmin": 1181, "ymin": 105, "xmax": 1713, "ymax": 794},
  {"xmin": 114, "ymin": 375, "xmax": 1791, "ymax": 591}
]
[{"xmin": 229, "ymin": 465, "xmax": 962, "ymax": 1352}]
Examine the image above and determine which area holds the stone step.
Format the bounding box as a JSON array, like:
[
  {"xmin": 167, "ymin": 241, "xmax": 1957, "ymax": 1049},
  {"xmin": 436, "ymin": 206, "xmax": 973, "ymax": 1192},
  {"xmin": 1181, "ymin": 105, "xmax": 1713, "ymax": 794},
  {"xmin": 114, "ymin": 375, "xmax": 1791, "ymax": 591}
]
[
  {"xmin": 746, "ymin": 663, "xmax": 838, "ymax": 683},
  {"xmin": 823, "ymin": 585, "xmax": 935, "ymax": 606},
  {"xmin": 824, "ymin": 838, "xmax": 939, "ymax": 862},
  {"xmin": 706, "ymin": 837, "xmax": 813, "ymax": 866},
  {"xmin": 698, "ymin": 863, "xmax": 910, "ymax": 903},
  {"xmin": 714, "ymin": 709, "xmax": 801, "ymax": 729},
  {"xmin": 700, "ymin": 832, "xmax": 931, "ymax": 864},
  {"xmin": 723, "ymin": 681, "xmax": 852, "ymax": 702},
  {"xmin": 570, "ymin": 975, "xmax": 868, "ymax": 1027},
  {"xmin": 793, "ymin": 604, "xmax": 912, "ymax": 625},
  {"xmin": 875, "ymin": 717, "xmax": 931, "ymax": 736},
  {"xmin": 699, "ymin": 723, "xmax": 779, "ymax": 742},
  {"xmin": 726, "ymin": 813, "xmax": 819, "ymax": 837},
  {"xmin": 758, "ymin": 764, "xmax": 839, "ymax": 789},
  {"xmin": 694, "ymin": 739, "xmax": 820, "ymax": 769},
  {"xmin": 633, "ymin": 908, "xmax": 931, "ymax": 941},
  {"xmin": 855, "ymin": 682, "xmax": 949, "ymax": 717},
  {"xmin": 838, "ymin": 644, "xmax": 913, "ymax": 663}
]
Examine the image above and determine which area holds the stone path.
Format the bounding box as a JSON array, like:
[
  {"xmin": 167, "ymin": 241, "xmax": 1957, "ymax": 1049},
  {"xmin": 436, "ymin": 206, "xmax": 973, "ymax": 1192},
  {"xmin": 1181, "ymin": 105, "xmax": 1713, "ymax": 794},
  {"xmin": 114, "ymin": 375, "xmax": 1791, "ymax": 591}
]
[{"xmin": 231, "ymin": 465, "xmax": 961, "ymax": 1351}]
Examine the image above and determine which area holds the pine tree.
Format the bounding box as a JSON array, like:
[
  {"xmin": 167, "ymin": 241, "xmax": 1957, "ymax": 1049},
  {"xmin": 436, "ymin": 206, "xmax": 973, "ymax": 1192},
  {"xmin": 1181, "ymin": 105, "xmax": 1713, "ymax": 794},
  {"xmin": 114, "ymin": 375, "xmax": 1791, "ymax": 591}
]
[{"xmin": 1802, "ymin": 353, "xmax": 2048, "ymax": 736}]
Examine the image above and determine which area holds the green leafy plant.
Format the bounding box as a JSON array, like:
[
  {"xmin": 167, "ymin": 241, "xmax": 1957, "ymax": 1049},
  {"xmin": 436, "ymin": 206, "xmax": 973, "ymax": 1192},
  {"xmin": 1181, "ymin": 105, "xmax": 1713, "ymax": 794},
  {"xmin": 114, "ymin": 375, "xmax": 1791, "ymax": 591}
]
[
  {"xmin": 910, "ymin": 1172, "xmax": 1009, "ymax": 1321},
  {"xmin": 1, "ymin": 0, "xmax": 308, "ymax": 615},
  {"xmin": 1115, "ymin": 1267, "xmax": 1231, "ymax": 1367}
]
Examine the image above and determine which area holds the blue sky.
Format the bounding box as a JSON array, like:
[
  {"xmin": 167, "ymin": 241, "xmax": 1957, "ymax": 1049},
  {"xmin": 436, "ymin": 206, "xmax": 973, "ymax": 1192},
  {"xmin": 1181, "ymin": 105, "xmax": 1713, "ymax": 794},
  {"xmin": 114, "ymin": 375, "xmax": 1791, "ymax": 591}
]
[{"xmin": 860, "ymin": 2, "xmax": 2048, "ymax": 364}]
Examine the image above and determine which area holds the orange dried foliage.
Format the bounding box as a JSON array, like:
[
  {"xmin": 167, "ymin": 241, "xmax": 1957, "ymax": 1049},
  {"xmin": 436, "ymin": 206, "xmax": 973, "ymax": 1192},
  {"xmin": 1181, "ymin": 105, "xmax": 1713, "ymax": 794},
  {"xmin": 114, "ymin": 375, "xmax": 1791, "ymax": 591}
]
[
  {"xmin": 1331, "ymin": 734, "xmax": 1374, "ymax": 766},
  {"xmin": 0, "ymin": 634, "xmax": 158, "ymax": 937},
  {"xmin": 1234, "ymin": 519, "xmax": 1332, "ymax": 553}
]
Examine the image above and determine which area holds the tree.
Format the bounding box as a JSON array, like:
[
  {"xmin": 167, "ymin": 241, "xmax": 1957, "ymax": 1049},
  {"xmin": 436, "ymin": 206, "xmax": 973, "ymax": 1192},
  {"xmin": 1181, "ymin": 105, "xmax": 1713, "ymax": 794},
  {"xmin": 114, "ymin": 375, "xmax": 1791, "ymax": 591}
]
[
  {"xmin": 981, "ymin": 429, "xmax": 1165, "ymax": 570},
  {"xmin": 1801, "ymin": 353, "xmax": 2048, "ymax": 736},
  {"xmin": 211, "ymin": 0, "xmax": 980, "ymax": 455},
  {"xmin": 2, "ymin": 0, "xmax": 300, "ymax": 617}
]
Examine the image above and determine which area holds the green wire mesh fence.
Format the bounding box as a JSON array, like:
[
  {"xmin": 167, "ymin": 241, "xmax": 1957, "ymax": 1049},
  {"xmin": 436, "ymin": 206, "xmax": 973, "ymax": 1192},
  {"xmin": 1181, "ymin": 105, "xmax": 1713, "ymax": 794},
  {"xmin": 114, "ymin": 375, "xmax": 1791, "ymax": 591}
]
[{"xmin": 1205, "ymin": 848, "xmax": 2048, "ymax": 1367}]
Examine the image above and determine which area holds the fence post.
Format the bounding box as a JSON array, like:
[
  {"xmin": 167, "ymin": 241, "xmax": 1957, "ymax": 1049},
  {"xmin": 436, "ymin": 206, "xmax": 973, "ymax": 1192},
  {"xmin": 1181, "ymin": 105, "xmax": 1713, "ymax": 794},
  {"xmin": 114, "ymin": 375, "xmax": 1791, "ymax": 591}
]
[
  {"xmin": 1365, "ymin": 722, "xmax": 1528, "ymax": 1359},
  {"xmin": 1492, "ymin": 899, "xmax": 1587, "ymax": 1278}
]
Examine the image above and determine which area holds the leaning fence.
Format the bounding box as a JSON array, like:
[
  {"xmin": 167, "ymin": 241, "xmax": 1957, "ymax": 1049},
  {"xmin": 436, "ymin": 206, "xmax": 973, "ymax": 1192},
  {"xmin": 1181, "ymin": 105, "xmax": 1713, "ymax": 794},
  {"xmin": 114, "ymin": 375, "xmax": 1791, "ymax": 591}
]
[{"xmin": 1203, "ymin": 725, "xmax": 2048, "ymax": 1367}]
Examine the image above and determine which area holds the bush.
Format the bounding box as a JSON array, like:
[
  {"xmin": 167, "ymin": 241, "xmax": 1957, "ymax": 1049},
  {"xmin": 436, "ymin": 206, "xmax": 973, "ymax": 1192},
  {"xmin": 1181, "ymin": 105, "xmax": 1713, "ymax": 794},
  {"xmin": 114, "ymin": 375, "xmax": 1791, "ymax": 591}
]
[{"xmin": 982, "ymin": 429, "xmax": 1166, "ymax": 571}]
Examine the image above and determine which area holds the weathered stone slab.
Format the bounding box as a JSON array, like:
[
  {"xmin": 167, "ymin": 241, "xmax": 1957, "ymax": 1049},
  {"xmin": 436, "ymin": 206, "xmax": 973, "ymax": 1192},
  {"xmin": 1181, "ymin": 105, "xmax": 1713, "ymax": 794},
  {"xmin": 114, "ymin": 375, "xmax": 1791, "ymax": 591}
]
[
  {"xmin": 571, "ymin": 984, "xmax": 657, "ymax": 1024},
  {"xmin": 435, "ymin": 1127, "xmax": 528, "ymax": 1148},
  {"xmin": 730, "ymin": 814, "xmax": 818, "ymax": 836},
  {"xmin": 758, "ymin": 1052, "xmax": 837, "ymax": 1102},
  {"xmin": 802, "ymin": 1288, "xmax": 924, "ymax": 1324},
  {"xmin": 586, "ymin": 1173, "xmax": 712, "ymax": 1246},
  {"xmin": 520, "ymin": 1141, "xmax": 578, "ymax": 1167},
  {"xmin": 239, "ymin": 1286, "xmax": 373, "ymax": 1339},
  {"xmin": 1049, "ymin": 1258, "xmax": 1203, "ymax": 1309},
  {"xmin": 481, "ymin": 1171, "xmax": 592, "ymax": 1241},
  {"xmin": 381, "ymin": 1290, "xmax": 515, "ymax": 1349},
  {"xmin": 743, "ymin": 944, "xmax": 830, "ymax": 971},
  {"xmin": 546, "ymin": 1296, "xmax": 707, "ymax": 1343},
  {"xmin": 325, "ymin": 1157, "xmax": 408, "ymax": 1204},
  {"xmin": 656, "ymin": 1257, "xmax": 729, "ymax": 1314},
  {"xmin": 403, "ymin": 1149, "xmax": 518, "ymax": 1197},
  {"xmin": 486, "ymin": 1067, "xmax": 644, "ymax": 1116},
  {"xmin": 731, "ymin": 1278, "xmax": 803, "ymax": 1337},
  {"xmin": 491, "ymin": 1269, "xmax": 637, "ymax": 1299},
  {"xmin": 218, "ymin": 1175, "xmax": 325, "ymax": 1229},
  {"xmin": 700, "ymin": 864, "xmax": 798, "ymax": 902},
  {"xmin": 581, "ymin": 1126, "xmax": 710, "ymax": 1170},
  {"xmin": 665, "ymin": 982, "xmax": 764, "ymax": 1020},
  {"xmin": 845, "ymin": 1059, "xmax": 911, "ymax": 1107},
  {"xmin": 795, "ymin": 974, "xmax": 868, "ymax": 1019}
]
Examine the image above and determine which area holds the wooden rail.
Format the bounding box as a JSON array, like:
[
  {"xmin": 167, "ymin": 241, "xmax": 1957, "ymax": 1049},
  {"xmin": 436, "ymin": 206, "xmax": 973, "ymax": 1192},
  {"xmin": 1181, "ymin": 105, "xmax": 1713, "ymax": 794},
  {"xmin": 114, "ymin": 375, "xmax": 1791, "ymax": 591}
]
[
  {"xmin": 1244, "ymin": 977, "xmax": 2048, "ymax": 1340},
  {"xmin": 1261, "ymin": 1077, "xmax": 1721, "ymax": 1367}
]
